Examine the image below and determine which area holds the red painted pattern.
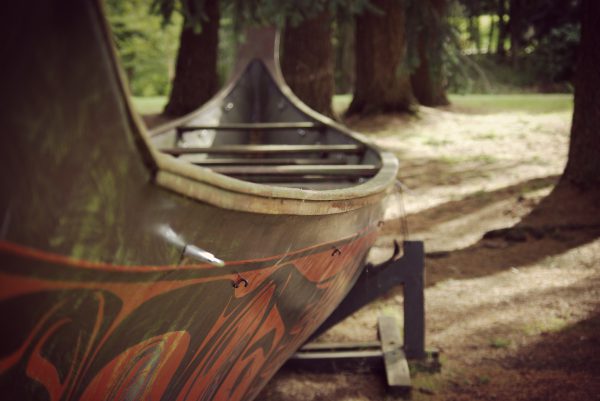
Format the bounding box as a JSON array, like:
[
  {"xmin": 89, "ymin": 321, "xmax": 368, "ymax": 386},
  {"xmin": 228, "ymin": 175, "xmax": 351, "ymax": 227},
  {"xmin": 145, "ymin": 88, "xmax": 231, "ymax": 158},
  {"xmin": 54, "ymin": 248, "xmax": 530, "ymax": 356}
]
[{"xmin": 0, "ymin": 229, "xmax": 377, "ymax": 401}]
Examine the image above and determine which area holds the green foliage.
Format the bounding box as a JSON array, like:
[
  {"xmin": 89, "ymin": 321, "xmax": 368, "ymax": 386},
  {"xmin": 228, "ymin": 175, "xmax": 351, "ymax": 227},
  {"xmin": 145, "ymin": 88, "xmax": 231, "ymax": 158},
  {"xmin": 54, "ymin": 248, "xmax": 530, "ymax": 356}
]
[
  {"xmin": 449, "ymin": 0, "xmax": 581, "ymax": 93},
  {"xmin": 530, "ymin": 23, "xmax": 580, "ymax": 83},
  {"xmin": 106, "ymin": 0, "xmax": 181, "ymax": 96},
  {"xmin": 405, "ymin": 0, "xmax": 448, "ymax": 71},
  {"xmin": 217, "ymin": 15, "xmax": 239, "ymax": 85},
  {"xmin": 150, "ymin": 0, "xmax": 210, "ymax": 30},
  {"xmin": 228, "ymin": 0, "xmax": 372, "ymax": 30},
  {"xmin": 109, "ymin": 0, "xmax": 583, "ymax": 100}
]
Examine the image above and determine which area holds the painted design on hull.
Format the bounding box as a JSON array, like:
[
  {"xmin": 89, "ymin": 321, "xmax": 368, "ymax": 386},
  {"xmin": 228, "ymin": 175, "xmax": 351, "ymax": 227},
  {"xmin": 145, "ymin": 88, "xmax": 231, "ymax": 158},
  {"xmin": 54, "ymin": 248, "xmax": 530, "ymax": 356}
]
[{"xmin": 0, "ymin": 229, "xmax": 376, "ymax": 401}]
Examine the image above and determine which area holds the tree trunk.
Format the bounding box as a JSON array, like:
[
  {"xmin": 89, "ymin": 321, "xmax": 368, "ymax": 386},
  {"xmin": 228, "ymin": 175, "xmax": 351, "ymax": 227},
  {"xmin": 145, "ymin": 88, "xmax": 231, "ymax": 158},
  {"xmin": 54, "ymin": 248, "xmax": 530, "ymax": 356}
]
[
  {"xmin": 410, "ymin": 0, "xmax": 449, "ymax": 107},
  {"xmin": 496, "ymin": 0, "xmax": 508, "ymax": 59},
  {"xmin": 163, "ymin": 0, "xmax": 219, "ymax": 117},
  {"xmin": 281, "ymin": 11, "xmax": 335, "ymax": 117},
  {"xmin": 562, "ymin": 0, "xmax": 600, "ymax": 188},
  {"xmin": 487, "ymin": 15, "xmax": 495, "ymax": 54},
  {"xmin": 346, "ymin": 0, "xmax": 414, "ymax": 116},
  {"xmin": 334, "ymin": 16, "xmax": 355, "ymax": 94},
  {"xmin": 509, "ymin": 0, "xmax": 523, "ymax": 65},
  {"xmin": 468, "ymin": 14, "xmax": 481, "ymax": 53}
]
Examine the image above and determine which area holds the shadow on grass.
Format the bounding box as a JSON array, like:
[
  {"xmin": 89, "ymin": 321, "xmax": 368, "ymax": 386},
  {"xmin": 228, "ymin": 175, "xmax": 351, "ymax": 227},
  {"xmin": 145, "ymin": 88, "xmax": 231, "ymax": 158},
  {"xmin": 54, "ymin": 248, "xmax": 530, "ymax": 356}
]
[
  {"xmin": 445, "ymin": 309, "xmax": 600, "ymax": 401},
  {"xmin": 397, "ymin": 175, "xmax": 559, "ymax": 234},
  {"xmin": 508, "ymin": 308, "xmax": 600, "ymax": 373},
  {"xmin": 438, "ymin": 311, "xmax": 600, "ymax": 401},
  {"xmin": 421, "ymin": 181, "xmax": 600, "ymax": 286},
  {"xmin": 427, "ymin": 274, "xmax": 600, "ymax": 345},
  {"xmin": 397, "ymin": 157, "xmax": 531, "ymax": 190}
]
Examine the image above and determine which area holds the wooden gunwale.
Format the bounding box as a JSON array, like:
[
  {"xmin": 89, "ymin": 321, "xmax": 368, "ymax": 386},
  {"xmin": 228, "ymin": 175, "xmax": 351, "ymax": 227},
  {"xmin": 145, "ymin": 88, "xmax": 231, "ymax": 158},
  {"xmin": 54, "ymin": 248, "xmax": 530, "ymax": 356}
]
[
  {"xmin": 177, "ymin": 122, "xmax": 322, "ymax": 131},
  {"xmin": 146, "ymin": 29, "xmax": 398, "ymax": 215},
  {"xmin": 160, "ymin": 144, "xmax": 364, "ymax": 156}
]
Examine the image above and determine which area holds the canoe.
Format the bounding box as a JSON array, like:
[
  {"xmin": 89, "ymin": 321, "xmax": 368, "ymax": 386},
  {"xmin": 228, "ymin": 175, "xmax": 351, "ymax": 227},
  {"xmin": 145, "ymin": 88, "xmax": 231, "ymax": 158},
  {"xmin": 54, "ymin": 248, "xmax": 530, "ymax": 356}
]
[{"xmin": 0, "ymin": 2, "xmax": 398, "ymax": 401}]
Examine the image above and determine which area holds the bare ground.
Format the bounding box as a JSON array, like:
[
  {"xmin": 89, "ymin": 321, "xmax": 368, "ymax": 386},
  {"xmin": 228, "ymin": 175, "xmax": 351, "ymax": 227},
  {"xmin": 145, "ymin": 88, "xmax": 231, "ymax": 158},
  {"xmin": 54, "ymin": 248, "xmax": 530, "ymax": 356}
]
[{"xmin": 257, "ymin": 104, "xmax": 600, "ymax": 400}]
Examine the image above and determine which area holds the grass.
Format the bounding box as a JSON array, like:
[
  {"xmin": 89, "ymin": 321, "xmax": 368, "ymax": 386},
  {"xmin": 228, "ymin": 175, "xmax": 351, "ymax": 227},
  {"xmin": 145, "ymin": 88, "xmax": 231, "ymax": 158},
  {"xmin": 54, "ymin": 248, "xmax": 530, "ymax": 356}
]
[
  {"xmin": 489, "ymin": 337, "xmax": 512, "ymax": 349},
  {"xmin": 523, "ymin": 316, "xmax": 569, "ymax": 336},
  {"xmin": 131, "ymin": 93, "xmax": 573, "ymax": 117},
  {"xmin": 333, "ymin": 94, "xmax": 353, "ymax": 115},
  {"xmin": 449, "ymin": 94, "xmax": 573, "ymax": 114},
  {"xmin": 131, "ymin": 96, "xmax": 167, "ymax": 115}
]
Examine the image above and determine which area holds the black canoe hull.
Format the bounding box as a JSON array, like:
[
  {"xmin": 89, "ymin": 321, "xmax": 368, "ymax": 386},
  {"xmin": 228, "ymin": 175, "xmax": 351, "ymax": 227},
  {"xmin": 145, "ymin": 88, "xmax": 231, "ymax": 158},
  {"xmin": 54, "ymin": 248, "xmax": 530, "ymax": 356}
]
[
  {"xmin": 0, "ymin": 1, "xmax": 393, "ymax": 400},
  {"xmin": 0, "ymin": 221, "xmax": 378, "ymax": 401}
]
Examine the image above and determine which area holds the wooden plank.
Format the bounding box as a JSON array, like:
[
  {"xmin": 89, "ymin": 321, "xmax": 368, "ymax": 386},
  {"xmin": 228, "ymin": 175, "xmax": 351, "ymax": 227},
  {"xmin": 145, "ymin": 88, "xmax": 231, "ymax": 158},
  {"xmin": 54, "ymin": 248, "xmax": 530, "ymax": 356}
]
[
  {"xmin": 177, "ymin": 122, "xmax": 322, "ymax": 131},
  {"xmin": 210, "ymin": 164, "xmax": 379, "ymax": 177},
  {"xmin": 291, "ymin": 349, "xmax": 383, "ymax": 361},
  {"xmin": 378, "ymin": 315, "xmax": 411, "ymax": 389},
  {"xmin": 243, "ymin": 176, "xmax": 364, "ymax": 184},
  {"xmin": 299, "ymin": 341, "xmax": 381, "ymax": 352},
  {"xmin": 190, "ymin": 158, "xmax": 346, "ymax": 166},
  {"xmin": 160, "ymin": 144, "xmax": 365, "ymax": 156}
]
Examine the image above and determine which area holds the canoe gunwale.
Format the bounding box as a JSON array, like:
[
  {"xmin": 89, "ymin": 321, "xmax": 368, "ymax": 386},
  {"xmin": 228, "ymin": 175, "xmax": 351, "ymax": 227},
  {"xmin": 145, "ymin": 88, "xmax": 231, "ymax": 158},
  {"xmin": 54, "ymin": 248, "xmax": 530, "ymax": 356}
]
[
  {"xmin": 153, "ymin": 152, "xmax": 397, "ymax": 215},
  {"xmin": 143, "ymin": 27, "xmax": 398, "ymax": 215}
]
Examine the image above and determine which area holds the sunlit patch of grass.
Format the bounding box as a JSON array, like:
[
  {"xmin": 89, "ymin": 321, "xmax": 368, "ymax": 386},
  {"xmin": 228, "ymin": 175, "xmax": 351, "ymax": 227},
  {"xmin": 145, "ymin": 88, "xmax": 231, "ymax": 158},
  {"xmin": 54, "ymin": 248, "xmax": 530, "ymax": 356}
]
[
  {"xmin": 474, "ymin": 131, "xmax": 499, "ymax": 141},
  {"xmin": 411, "ymin": 374, "xmax": 446, "ymax": 398},
  {"xmin": 439, "ymin": 154, "xmax": 498, "ymax": 165},
  {"xmin": 424, "ymin": 137, "xmax": 453, "ymax": 147},
  {"xmin": 449, "ymin": 94, "xmax": 573, "ymax": 114},
  {"xmin": 131, "ymin": 96, "xmax": 167, "ymax": 115},
  {"xmin": 439, "ymin": 155, "xmax": 470, "ymax": 165},
  {"xmin": 523, "ymin": 316, "xmax": 569, "ymax": 336},
  {"xmin": 473, "ymin": 154, "xmax": 499, "ymax": 164},
  {"xmin": 490, "ymin": 337, "xmax": 512, "ymax": 349},
  {"xmin": 410, "ymin": 354, "xmax": 451, "ymax": 399},
  {"xmin": 333, "ymin": 94, "xmax": 353, "ymax": 115}
]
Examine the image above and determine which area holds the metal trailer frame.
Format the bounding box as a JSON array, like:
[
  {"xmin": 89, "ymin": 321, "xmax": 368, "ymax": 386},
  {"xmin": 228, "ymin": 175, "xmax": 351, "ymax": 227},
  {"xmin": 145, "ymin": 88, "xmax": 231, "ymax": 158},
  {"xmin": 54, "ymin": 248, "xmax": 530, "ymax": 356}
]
[{"xmin": 286, "ymin": 240, "xmax": 439, "ymax": 392}]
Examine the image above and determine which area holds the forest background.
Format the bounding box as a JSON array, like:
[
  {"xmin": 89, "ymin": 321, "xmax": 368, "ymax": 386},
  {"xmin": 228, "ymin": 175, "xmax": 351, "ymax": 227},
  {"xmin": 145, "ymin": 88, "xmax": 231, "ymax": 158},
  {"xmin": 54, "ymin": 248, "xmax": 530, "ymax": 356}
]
[{"xmin": 105, "ymin": 0, "xmax": 580, "ymax": 112}]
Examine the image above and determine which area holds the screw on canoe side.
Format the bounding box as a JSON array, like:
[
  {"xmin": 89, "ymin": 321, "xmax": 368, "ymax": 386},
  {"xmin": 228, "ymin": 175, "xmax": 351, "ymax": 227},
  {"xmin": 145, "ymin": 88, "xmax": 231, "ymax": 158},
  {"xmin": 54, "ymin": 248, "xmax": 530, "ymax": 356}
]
[
  {"xmin": 232, "ymin": 274, "xmax": 249, "ymax": 288},
  {"xmin": 332, "ymin": 247, "xmax": 341, "ymax": 256}
]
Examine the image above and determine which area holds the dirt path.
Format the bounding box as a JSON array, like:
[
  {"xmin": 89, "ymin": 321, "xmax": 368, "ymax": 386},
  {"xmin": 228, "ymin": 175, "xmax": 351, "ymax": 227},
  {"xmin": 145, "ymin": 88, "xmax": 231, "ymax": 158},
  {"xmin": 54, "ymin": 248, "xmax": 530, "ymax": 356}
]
[{"xmin": 258, "ymin": 104, "xmax": 600, "ymax": 400}]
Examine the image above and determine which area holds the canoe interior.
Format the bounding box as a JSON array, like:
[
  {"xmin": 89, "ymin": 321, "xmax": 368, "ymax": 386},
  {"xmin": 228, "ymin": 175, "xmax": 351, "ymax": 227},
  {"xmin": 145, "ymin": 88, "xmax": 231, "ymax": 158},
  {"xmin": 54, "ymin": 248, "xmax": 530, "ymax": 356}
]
[{"xmin": 152, "ymin": 60, "xmax": 382, "ymax": 190}]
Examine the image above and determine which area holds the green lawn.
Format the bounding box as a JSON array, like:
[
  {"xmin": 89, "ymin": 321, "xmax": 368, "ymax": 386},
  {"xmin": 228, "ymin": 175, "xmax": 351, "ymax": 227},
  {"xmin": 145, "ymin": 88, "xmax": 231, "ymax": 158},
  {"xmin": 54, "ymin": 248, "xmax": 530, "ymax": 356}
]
[
  {"xmin": 332, "ymin": 94, "xmax": 353, "ymax": 115},
  {"xmin": 448, "ymin": 94, "xmax": 573, "ymax": 114},
  {"xmin": 131, "ymin": 94, "xmax": 574, "ymax": 116},
  {"xmin": 334, "ymin": 93, "xmax": 573, "ymax": 116},
  {"xmin": 131, "ymin": 96, "xmax": 167, "ymax": 115}
]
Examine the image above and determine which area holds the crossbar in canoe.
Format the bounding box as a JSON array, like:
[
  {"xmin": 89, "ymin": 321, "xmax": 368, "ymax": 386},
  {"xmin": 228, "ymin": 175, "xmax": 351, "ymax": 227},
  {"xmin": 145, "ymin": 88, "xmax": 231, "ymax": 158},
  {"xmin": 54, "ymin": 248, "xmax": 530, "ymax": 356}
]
[
  {"xmin": 177, "ymin": 122, "xmax": 322, "ymax": 132},
  {"xmin": 161, "ymin": 144, "xmax": 365, "ymax": 156},
  {"xmin": 210, "ymin": 164, "xmax": 379, "ymax": 177},
  {"xmin": 236, "ymin": 176, "xmax": 368, "ymax": 184},
  {"xmin": 190, "ymin": 158, "xmax": 347, "ymax": 166}
]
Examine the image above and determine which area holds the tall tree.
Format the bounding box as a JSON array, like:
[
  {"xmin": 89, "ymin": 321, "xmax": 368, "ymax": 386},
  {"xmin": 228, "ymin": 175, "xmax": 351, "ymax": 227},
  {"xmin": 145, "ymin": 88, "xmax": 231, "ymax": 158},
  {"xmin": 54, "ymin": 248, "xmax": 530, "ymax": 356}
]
[
  {"xmin": 281, "ymin": 11, "xmax": 335, "ymax": 117},
  {"xmin": 334, "ymin": 12, "xmax": 355, "ymax": 94},
  {"xmin": 347, "ymin": 0, "xmax": 415, "ymax": 116},
  {"xmin": 496, "ymin": 0, "xmax": 508, "ymax": 58},
  {"xmin": 508, "ymin": 0, "xmax": 523, "ymax": 65},
  {"xmin": 562, "ymin": 0, "xmax": 600, "ymax": 188},
  {"xmin": 162, "ymin": 0, "xmax": 220, "ymax": 117},
  {"xmin": 106, "ymin": 0, "xmax": 181, "ymax": 97},
  {"xmin": 409, "ymin": 0, "xmax": 450, "ymax": 107}
]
